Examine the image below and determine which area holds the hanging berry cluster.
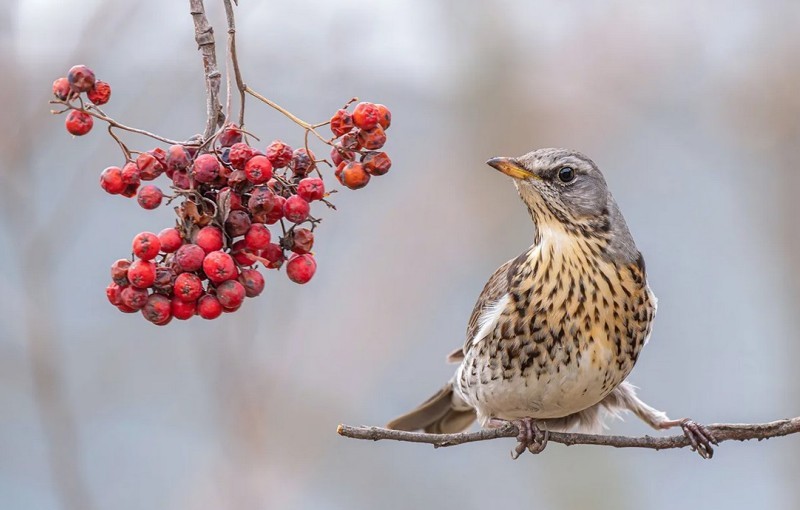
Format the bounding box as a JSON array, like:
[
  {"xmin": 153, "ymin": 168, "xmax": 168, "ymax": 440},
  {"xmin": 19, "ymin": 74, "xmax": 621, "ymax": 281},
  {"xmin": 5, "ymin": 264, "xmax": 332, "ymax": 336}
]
[{"xmin": 50, "ymin": 64, "xmax": 393, "ymax": 325}]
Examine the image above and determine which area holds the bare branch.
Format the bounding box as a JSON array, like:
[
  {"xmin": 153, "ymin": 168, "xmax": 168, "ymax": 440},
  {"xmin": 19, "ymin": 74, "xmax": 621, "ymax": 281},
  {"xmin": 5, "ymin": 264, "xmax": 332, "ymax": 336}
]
[
  {"xmin": 223, "ymin": 0, "xmax": 246, "ymax": 127},
  {"xmin": 189, "ymin": 0, "xmax": 224, "ymax": 141},
  {"xmin": 337, "ymin": 417, "xmax": 800, "ymax": 454}
]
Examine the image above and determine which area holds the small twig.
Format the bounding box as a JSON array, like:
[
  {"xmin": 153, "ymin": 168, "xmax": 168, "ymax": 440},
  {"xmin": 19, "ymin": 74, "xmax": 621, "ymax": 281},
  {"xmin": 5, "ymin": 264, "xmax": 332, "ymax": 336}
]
[
  {"xmin": 337, "ymin": 417, "xmax": 800, "ymax": 453},
  {"xmin": 244, "ymin": 86, "xmax": 331, "ymax": 146},
  {"xmin": 189, "ymin": 0, "xmax": 224, "ymax": 142},
  {"xmin": 223, "ymin": 0, "xmax": 246, "ymax": 127}
]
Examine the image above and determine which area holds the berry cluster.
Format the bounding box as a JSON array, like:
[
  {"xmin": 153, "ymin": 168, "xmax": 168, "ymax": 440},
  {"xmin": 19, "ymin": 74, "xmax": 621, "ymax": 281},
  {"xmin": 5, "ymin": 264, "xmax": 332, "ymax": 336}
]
[
  {"xmin": 53, "ymin": 65, "xmax": 111, "ymax": 136},
  {"xmin": 51, "ymin": 64, "xmax": 393, "ymax": 325}
]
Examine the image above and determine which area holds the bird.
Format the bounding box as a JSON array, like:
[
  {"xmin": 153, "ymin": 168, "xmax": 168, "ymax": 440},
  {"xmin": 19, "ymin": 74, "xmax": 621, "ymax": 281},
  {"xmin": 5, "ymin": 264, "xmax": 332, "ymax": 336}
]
[{"xmin": 387, "ymin": 148, "xmax": 717, "ymax": 459}]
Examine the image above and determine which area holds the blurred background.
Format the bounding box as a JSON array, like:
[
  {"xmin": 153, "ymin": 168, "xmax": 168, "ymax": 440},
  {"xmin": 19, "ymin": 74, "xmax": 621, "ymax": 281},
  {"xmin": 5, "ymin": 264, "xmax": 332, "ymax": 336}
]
[{"xmin": 2, "ymin": 0, "xmax": 800, "ymax": 509}]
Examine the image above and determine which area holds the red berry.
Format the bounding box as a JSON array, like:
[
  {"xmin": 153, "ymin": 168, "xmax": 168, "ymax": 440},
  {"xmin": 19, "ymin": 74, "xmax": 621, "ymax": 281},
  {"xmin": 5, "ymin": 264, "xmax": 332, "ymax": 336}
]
[
  {"xmin": 262, "ymin": 196, "xmax": 285, "ymax": 225},
  {"xmin": 216, "ymin": 280, "xmax": 246, "ymax": 309},
  {"xmin": 198, "ymin": 294, "xmax": 223, "ymax": 320},
  {"xmin": 239, "ymin": 268, "xmax": 265, "ymax": 298},
  {"xmin": 171, "ymin": 170, "xmax": 191, "ymax": 189},
  {"xmin": 116, "ymin": 303, "xmax": 138, "ymax": 314},
  {"xmin": 296, "ymin": 177, "xmax": 325, "ymax": 202},
  {"xmin": 266, "ymin": 140, "xmax": 293, "ymax": 168},
  {"xmin": 132, "ymin": 232, "xmax": 161, "ymax": 260},
  {"xmin": 352, "ymin": 102, "xmax": 380, "ymax": 130},
  {"xmin": 203, "ymin": 251, "xmax": 237, "ymax": 284},
  {"xmin": 171, "ymin": 296, "xmax": 196, "ymax": 320},
  {"xmin": 375, "ymin": 104, "xmax": 391, "ymax": 129},
  {"xmin": 121, "ymin": 286, "xmax": 148, "ymax": 310},
  {"xmin": 244, "ymin": 223, "xmax": 271, "ymax": 251},
  {"xmin": 291, "ymin": 148, "xmax": 316, "ymax": 177},
  {"xmin": 340, "ymin": 131, "xmax": 360, "ymax": 150},
  {"xmin": 106, "ymin": 282, "xmax": 124, "ymax": 305},
  {"xmin": 127, "ymin": 259, "xmax": 156, "ymax": 288},
  {"xmin": 283, "ymin": 195, "xmax": 310, "ymax": 223},
  {"xmin": 224, "ymin": 210, "xmax": 251, "ymax": 237},
  {"xmin": 330, "ymin": 109, "xmax": 354, "ymax": 137},
  {"xmin": 229, "ymin": 142, "xmax": 257, "ymax": 170},
  {"xmin": 142, "ymin": 293, "xmax": 172, "ymax": 325},
  {"xmin": 121, "ymin": 162, "xmax": 141, "ymax": 191},
  {"xmin": 217, "ymin": 124, "xmax": 243, "ymax": 147},
  {"xmin": 153, "ymin": 265, "xmax": 176, "ymax": 294},
  {"xmin": 100, "ymin": 166, "xmax": 125, "ymax": 194},
  {"xmin": 286, "ymin": 253, "xmax": 317, "ymax": 284},
  {"xmin": 262, "ymin": 243, "xmax": 285, "ymax": 269},
  {"xmin": 67, "ymin": 65, "xmax": 95, "ymax": 93},
  {"xmin": 356, "ymin": 125, "xmax": 386, "ymax": 150},
  {"xmin": 247, "ymin": 186, "xmax": 277, "ymax": 215},
  {"xmin": 174, "ymin": 273, "xmax": 203, "ymax": 301},
  {"xmin": 137, "ymin": 185, "xmax": 163, "ymax": 210},
  {"xmin": 219, "ymin": 187, "xmax": 244, "ymax": 211},
  {"xmin": 111, "ymin": 259, "xmax": 131, "ymax": 286},
  {"xmin": 195, "ymin": 226, "xmax": 224, "ymax": 253},
  {"xmin": 136, "ymin": 152, "xmax": 165, "ymax": 181},
  {"xmin": 361, "ymin": 151, "xmax": 391, "ymax": 176},
  {"xmin": 158, "ymin": 228, "xmax": 183, "ymax": 253},
  {"xmin": 330, "ymin": 144, "xmax": 355, "ymax": 166},
  {"xmin": 335, "ymin": 162, "xmax": 346, "ymax": 185},
  {"xmin": 231, "ymin": 239, "xmax": 257, "ymax": 266},
  {"xmin": 290, "ymin": 228, "xmax": 314, "ymax": 254},
  {"xmin": 192, "ymin": 153, "xmax": 220, "ymax": 183},
  {"xmin": 52, "ymin": 77, "xmax": 71, "ymax": 100},
  {"xmin": 166, "ymin": 144, "xmax": 191, "ymax": 172},
  {"xmin": 174, "ymin": 244, "xmax": 205, "ymax": 272},
  {"xmin": 340, "ymin": 162, "xmax": 370, "ymax": 189},
  {"xmin": 86, "ymin": 80, "xmax": 111, "ymax": 105},
  {"xmin": 244, "ymin": 155, "xmax": 273, "ymax": 184},
  {"xmin": 65, "ymin": 110, "xmax": 93, "ymax": 136}
]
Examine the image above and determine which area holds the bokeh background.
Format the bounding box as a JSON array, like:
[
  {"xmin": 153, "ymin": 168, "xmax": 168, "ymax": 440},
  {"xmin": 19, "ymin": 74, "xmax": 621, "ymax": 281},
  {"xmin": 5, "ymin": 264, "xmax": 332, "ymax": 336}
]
[{"xmin": 3, "ymin": 1, "xmax": 800, "ymax": 509}]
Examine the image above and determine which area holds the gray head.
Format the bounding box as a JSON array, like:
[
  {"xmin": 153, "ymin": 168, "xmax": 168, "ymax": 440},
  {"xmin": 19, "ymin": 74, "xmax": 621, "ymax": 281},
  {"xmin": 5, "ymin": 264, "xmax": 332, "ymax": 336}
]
[{"xmin": 487, "ymin": 148, "xmax": 640, "ymax": 263}]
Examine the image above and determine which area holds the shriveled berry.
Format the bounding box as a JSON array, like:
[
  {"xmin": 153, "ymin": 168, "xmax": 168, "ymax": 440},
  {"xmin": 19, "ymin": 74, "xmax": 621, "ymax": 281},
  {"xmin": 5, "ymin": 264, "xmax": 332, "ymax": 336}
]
[
  {"xmin": 111, "ymin": 259, "xmax": 131, "ymax": 285},
  {"xmin": 340, "ymin": 131, "xmax": 360, "ymax": 150},
  {"xmin": 52, "ymin": 77, "xmax": 71, "ymax": 100},
  {"xmin": 106, "ymin": 282, "xmax": 124, "ymax": 305},
  {"xmin": 100, "ymin": 166, "xmax": 125, "ymax": 194},
  {"xmin": 65, "ymin": 110, "xmax": 93, "ymax": 136},
  {"xmin": 174, "ymin": 244, "xmax": 205, "ymax": 272},
  {"xmin": 340, "ymin": 162, "xmax": 370, "ymax": 189},
  {"xmin": 286, "ymin": 253, "xmax": 317, "ymax": 284},
  {"xmin": 67, "ymin": 65, "xmax": 95, "ymax": 93},
  {"xmin": 290, "ymin": 228, "xmax": 314, "ymax": 254},
  {"xmin": 283, "ymin": 195, "xmax": 310, "ymax": 223},
  {"xmin": 356, "ymin": 125, "xmax": 386, "ymax": 150},
  {"xmin": 219, "ymin": 187, "xmax": 244, "ymax": 211},
  {"xmin": 203, "ymin": 251, "xmax": 237, "ymax": 284},
  {"xmin": 263, "ymin": 243, "xmax": 285, "ymax": 269},
  {"xmin": 127, "ymin": 259, "xmax": 156, "ymax": 288},
  {"xmin": 262, "ymin": 196, "xmax": 285, "ymax": 225},
  {"xmin": 244, "ymin": 155, "xmax": 273, "ymax": 184},
  {"xmin": 239, "ymin": 268, "xmax": 265, "ymax": 298},
  {"xmin": 229, "ymin": 142, "xmax": 257, "ymax": 170},
  {"xmin": 231, "ymin": 239, "xmax": 257, "ymax": 266},
  {"xmin": 330, "ymin": 109, "xmax": 354, "ymax": 137},
  {"xmin": 121, "ymin": 162, "xmax": 141, "ymax": 187},
  {"xmin": 375, "ymin": 104, "xmax": 391, "ymax": 129},
  {"xmin": 121, "ymin": 286, "xmax": 148, "ymax": 310},
  {"xmin": 153, "ymin": 265, "xmax": 176, "ymax": 294},
  {"xmin": 142, "ymin": 294, "xmax": 172, "ymax": 325},
  {"xmin": 192, "ymin": 153, "xmax": 220, "ymax": 183},
  {"xmin": 132, "ymin": 232, "xmax": 161, "ymax": 260},
  {"xmin": 247, "ymin": 186, "xmax": 277, "ymax": 215},
  {"xmin": 198, "ymin": 294, "xmax": 223, "ymax": 320},
  {"xmin": 330, "ymin": 144, "xmax": 355, "ymax": 166},
  {"xmin": 171, "ymin": 296, "xmax": 196, "ymax": 320},
  {"xmin": 217, "ymin": 124, "xmax": 243, "ymax": 147},
  {"xmin": 174, "ymin": 272, "xmax": 203, "ymax": 301},
  {"xmin": 290, "ymin": 148, "xmax": 316, "ymax": 177},
  {"xmin": 166, "ymin": 144, "xmax": 191, "ymax": 172},
  {"xmin": 228, "ymin": 169, "xmax": 247, "ymax": 186},
  {"xmin": 297, "ymin": 177, "xmax": 325, "ymax": 202},
  {"xmin": 224, "ymin": 209, "xmax": 251, "ymax": 237},
  {"xmin": 86, "ymin": 80, "xmax": 111, "ymax": 105},
  {"xmin": 171, "ymin": 170, "xmax": 190, "ymax": 189},
  {"xmin": 361, "ymin": 151, "xmax": 391, "ymax": 176},
  {"xmin": 266, "ymin": 140, "xmax": 293, "ymax": 168},
  {"xmin": 335, "ymin": 161, "xmax": 346, "ymax": 185},
  {"xmin": 244, "ymin": 223, "xmax": 271, "ymax": 251},
  {"xmin": 216, "ymin": 280, "xmax": 246, "ymax": 309},
  {"xmin": 195, "ymin": 226, "xmax": 224, "ymax": 253},
  {"xmin": 158, "ymin": 228, "xmax": 183, "ymax": 253},
  {"xmin": 136, "ymin": 152, "xmax": 165, "ymax": 181},
  {"xmin": 352, "ymin": 102, "xmax": 380, "ymax": 130},
  {"xmin": 137, "ymin": 185, "xmax": 163, "ymax": 210}
]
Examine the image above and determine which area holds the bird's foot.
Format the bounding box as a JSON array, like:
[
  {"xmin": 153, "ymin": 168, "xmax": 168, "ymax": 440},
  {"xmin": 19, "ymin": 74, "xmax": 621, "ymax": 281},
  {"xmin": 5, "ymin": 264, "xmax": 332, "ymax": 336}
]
[
  {"xmin": 661, "ymin": 418, "xmax": 718, "ymax": 459},
  {"xmin": 490, "ymin": 417, "xmax": 549, "ymax": 459}
]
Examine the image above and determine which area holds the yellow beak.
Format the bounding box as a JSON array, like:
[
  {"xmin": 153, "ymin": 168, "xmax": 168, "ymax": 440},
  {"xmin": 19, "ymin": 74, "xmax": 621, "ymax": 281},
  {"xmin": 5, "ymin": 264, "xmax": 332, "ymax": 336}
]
[{"xmin": 486, "ymin": 157, "xmax": 534, "ymax": 179}]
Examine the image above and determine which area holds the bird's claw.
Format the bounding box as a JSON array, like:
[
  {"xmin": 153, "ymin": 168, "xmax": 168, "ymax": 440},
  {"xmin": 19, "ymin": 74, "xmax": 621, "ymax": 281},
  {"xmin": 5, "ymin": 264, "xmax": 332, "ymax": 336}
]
[
  {"xmin": 680, "ymin": 419, "xmax": 717, "ymax": 459},
  {"xmin": 509, "ymin": 417, "xmax": 548, "ymax": 459}
]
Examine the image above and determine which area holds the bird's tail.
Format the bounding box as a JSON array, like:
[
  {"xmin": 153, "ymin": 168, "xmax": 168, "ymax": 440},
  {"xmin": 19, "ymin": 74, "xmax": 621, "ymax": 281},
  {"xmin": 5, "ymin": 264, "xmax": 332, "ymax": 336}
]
[{"xmin": 386, "ymin": 382, "xmax": 476, "ymax": 434}]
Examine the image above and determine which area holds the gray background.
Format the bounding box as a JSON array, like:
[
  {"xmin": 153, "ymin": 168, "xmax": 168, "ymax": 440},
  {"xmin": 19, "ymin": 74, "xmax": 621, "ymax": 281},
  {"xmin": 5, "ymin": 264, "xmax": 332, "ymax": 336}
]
[{"xmin": 2, "ymin": 1, "xmax": 799, "ymax": 509}]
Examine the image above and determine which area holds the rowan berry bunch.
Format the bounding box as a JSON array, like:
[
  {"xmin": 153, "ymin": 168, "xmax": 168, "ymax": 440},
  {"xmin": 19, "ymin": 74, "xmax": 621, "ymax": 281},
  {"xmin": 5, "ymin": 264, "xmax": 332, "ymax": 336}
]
[{"xmin": 50, "ymin": 58, "xmax": 393, "ymax": 325}]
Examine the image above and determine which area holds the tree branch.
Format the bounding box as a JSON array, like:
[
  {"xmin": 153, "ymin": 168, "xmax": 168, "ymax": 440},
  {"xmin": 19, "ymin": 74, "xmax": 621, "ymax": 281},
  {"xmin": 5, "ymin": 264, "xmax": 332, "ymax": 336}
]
[
  {"xmin": 337, "ymin": 417, "xmax": 800, "ymax": 454},
  {"xmin": 189, "ymin": 0, "xmax": 224, "ymax": 141}
]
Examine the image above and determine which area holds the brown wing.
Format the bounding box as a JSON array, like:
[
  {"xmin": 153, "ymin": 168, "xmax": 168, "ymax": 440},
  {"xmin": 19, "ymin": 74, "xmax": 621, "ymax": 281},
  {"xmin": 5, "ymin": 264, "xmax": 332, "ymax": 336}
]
[{"xmin": 458, "ymin": 258, "xmax": 515, "ymax": 355}]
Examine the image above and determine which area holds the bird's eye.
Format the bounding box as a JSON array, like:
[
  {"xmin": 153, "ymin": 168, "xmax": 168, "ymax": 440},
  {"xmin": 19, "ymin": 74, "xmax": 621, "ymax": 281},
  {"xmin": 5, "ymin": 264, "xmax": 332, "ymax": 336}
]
[{"xmin": 557, "ymin": 167, "xmax": 575, "ymax": 183}]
